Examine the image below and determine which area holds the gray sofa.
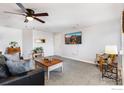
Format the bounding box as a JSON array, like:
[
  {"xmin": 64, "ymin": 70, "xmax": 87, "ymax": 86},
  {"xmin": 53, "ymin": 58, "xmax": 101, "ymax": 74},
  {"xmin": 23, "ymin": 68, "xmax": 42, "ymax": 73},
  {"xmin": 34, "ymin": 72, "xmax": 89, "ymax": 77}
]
[
  {"xmin": 0, "ymin": 54, "xmax": 45, "ymax": 85},
  {"xmin": 0, "ymin": 68, "xmax": 45, "ymax": 85}
]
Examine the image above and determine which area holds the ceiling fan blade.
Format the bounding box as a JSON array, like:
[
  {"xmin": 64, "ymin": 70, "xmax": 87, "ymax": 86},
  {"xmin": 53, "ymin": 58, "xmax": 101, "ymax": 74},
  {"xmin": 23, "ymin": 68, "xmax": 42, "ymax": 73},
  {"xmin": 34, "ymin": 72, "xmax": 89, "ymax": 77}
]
[
  {"xmin": 33, "ymin": 13, "xmax": 48, "ymax": 16},
  {"xmin": 4, "ymin": 11, "xmax": 25, "ymax": 16},
  {"xmin": 33, "ymin": 17, "xmax": 45, "ymax": 23},
  {"xmin": 16, "ymin": 3, "xmax": 27, "ymax": 13}
]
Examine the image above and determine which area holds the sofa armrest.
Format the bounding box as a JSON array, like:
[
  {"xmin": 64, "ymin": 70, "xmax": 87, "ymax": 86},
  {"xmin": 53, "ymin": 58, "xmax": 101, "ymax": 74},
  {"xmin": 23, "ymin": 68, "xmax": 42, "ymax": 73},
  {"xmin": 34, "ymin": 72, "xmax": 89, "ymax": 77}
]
[{"xmin": 1, "ymin": 68, "xmax": 45, "ymax": 85}]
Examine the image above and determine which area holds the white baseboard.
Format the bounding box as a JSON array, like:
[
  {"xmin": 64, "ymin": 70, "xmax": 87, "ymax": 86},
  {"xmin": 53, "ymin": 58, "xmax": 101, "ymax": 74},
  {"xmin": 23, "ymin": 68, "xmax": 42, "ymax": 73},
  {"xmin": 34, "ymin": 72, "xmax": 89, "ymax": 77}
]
[{"xmin": 59, "ymin": 55, "xmax": 95, "ymax": 65}]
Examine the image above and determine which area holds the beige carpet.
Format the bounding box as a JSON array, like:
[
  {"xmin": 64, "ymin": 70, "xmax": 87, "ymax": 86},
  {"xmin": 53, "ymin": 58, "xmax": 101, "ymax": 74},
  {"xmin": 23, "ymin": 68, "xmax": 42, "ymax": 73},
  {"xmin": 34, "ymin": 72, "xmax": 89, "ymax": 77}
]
[{"xmin": 45, "ymin": 56, "xmax": 121, "ymax": 85}]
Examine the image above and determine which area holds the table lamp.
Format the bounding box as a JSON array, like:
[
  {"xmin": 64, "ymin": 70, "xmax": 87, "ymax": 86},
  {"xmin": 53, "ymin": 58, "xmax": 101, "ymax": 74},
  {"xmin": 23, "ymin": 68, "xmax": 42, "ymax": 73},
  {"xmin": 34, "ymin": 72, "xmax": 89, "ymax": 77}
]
[
  {"xmin": 105, "ymin": 45, "xmax": 118, "ymax": 63},
  {"xmin": 105, "ymin": 45, "xmax": 118, "ymax": 55}
]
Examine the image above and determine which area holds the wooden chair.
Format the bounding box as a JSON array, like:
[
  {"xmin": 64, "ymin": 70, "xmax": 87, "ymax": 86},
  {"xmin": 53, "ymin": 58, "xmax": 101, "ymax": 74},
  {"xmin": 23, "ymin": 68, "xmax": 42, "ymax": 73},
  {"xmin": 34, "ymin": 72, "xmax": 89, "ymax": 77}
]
[
  {"xmin": 95, "ymin": 54, "xmax": 101, "ymax": 66},
  {"xmin": 101, "ymin": 55, "xmax": 119, "ymax": 85},
  {"xmin": 99, "ymin": 56, "xmax": 105, "ymax": 72}
]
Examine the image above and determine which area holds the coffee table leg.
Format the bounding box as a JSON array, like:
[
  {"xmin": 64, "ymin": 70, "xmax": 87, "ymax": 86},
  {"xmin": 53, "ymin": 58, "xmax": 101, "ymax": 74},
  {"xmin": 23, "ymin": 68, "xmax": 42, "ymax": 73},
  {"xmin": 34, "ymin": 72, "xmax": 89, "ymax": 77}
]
[
  {"xmin": 35, "ymin": 63, "xmax": 39, "ymax": 69},
  {"xmin": 47, "ymin": 70, "xmax": 50, "ymax": 80},
  {"xmin": 61, "ymin": 65, "xmax": 63, "ymax": 72}
]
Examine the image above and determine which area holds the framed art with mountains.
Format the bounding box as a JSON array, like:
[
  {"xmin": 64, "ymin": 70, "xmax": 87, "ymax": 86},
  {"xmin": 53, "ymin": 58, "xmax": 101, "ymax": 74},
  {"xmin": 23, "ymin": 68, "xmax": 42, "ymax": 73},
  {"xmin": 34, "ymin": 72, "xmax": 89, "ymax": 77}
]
[{"xmin": 65, "ymin": 32, "xmax": 82, "ymax": 44}]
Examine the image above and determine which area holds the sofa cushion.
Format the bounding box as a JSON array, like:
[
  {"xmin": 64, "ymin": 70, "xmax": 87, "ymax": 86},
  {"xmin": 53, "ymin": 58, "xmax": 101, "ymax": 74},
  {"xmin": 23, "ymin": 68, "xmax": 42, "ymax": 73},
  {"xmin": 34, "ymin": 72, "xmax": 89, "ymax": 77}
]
[
  {"xmin": 6, "ymin": 60, "xmax": 26, "ymax": 75},
  {"xmin": 0, "ymin": 64, "xmax": 11, "ymax": 78}
]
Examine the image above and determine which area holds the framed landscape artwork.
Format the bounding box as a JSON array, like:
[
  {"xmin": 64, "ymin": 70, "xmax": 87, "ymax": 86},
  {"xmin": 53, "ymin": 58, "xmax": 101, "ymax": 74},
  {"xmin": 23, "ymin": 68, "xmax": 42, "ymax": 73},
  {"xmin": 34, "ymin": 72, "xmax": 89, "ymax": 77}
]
[{"xmin": 65, "ymin": 32, "xmax": 82, "ymax": 44}]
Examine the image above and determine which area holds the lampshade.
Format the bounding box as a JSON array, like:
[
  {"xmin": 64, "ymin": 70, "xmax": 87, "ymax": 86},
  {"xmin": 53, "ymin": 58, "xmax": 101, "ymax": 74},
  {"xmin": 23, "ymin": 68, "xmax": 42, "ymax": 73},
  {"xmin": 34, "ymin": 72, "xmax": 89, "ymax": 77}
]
[{"xmin": 105, "ymin": 45, "xmax": 118, "ymax": 54}]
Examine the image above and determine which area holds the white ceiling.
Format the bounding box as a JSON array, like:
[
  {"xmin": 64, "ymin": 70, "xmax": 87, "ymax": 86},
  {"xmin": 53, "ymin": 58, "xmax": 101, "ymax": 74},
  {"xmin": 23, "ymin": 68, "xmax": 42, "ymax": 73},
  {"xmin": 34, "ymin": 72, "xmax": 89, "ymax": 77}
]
[{"xmin": 0, "ymin": 3, "xmax": 124, "ymax": 32}]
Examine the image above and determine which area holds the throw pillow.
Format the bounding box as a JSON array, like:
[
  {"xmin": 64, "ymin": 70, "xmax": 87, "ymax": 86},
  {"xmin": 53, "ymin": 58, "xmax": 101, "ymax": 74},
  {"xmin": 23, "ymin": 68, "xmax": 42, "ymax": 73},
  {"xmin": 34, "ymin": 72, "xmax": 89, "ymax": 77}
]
[
  {"xmin": 5, "ymin": 53, "xmax": 20, "ymax": 61},
  {"xmin": 0, "ymin": 55, "xmax": 6, "ymax": 65},
  {"xmin": 6, "ymin": 60, "xmax": 26, "ymax": 75}
]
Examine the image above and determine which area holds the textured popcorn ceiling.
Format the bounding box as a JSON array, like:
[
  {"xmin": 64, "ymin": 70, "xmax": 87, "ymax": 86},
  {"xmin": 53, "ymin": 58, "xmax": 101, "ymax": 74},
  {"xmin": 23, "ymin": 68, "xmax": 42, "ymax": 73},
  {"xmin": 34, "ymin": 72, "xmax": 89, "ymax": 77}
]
[{"xmin": 0, "ymin": 3, "xmax": 123, "ymax": 32}]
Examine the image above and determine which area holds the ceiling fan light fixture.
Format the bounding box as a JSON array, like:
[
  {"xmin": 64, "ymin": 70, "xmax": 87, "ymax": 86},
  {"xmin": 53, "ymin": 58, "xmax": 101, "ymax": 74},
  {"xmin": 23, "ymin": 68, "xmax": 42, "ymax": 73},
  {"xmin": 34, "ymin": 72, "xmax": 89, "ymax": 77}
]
[
  {"xmin": 5, "ymin": 3, "xmax": 48, "ymax": 23},
  {"xmin": 26, "ymin": 16, "xmax": 34, "ymax": 21}
]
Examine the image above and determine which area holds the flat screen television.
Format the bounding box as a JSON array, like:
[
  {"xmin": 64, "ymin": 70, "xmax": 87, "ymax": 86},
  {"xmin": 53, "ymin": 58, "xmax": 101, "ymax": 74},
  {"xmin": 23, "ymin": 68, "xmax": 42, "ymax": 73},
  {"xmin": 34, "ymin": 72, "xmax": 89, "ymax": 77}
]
[{"xmin": 65, "ymin": 32, "xmax": 82, "ymax": 44}]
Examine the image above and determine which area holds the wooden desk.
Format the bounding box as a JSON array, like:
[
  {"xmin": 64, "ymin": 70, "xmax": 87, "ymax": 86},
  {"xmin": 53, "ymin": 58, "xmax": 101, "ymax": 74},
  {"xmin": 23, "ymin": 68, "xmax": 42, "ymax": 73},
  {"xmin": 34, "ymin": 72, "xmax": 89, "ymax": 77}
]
[
  {"xmin": 7, "ymin": 47, "xmax": 21, "ymax": 54},
  {"xmin": 35, "ymin": 58, "xmax": 63, "ymax": 80}
]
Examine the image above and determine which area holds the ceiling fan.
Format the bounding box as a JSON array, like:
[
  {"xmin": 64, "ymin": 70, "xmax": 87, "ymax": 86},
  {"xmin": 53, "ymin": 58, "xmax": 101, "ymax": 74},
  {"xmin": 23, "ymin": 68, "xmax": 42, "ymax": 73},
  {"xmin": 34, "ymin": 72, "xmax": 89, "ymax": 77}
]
[{"xmin": 4, "ymin": 3, "xmax": 49, "ymax": 23}]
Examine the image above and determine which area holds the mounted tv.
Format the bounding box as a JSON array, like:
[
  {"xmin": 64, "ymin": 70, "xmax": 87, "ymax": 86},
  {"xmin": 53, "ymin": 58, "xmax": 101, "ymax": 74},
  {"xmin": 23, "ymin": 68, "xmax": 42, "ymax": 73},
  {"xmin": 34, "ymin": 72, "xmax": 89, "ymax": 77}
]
[{"xmin": 65, "ymin": 32, "xmax": 82, "ymax": 44}]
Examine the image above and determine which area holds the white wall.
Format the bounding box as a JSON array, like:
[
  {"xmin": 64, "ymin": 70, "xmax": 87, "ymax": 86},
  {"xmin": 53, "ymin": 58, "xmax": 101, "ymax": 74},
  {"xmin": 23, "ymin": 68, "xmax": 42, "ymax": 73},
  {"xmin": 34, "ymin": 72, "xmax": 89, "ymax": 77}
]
[
  {"xmin": 122, "ymin": 34, "xmax": 124, "ymax": 84},
  {"xmin": 0, "ymin": 26, "xmax": 22, "ymax": 53},
  {"xmin": 0, "ymin": 26, "xmax": 54, "ymax": 57},
  {"xmin": 54, "ymin": 19, "xmax": 121, "ymax": 64},
  {"xmin": 33, "ymin": 30, "xmax": 54, "ymax": 57},
  {"xmin": 22, "ymin": 29, "xmax": 33, "ymax": 55}
]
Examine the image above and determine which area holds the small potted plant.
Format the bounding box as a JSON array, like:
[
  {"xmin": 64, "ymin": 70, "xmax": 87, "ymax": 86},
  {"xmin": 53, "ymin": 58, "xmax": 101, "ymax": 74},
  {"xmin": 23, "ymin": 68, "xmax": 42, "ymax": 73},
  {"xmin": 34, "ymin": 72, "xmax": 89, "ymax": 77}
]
[
  {"xmin": 32, "ymin": 47, "xmax": 43, "ymax": 53},
  {"xmin": 9, "ymin": 41, "xmax": 18, "ymax": 48},
  {"xmin": 32, "ymin": 47, "xmax": 43, "ymax": 58}
]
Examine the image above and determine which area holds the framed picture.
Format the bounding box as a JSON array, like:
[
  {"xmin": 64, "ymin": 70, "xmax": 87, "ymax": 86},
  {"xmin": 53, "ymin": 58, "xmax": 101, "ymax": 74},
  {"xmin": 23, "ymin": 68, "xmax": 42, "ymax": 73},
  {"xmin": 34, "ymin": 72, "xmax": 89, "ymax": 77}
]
[{"xmin": 65, "ymin": 32, "xmax": 82, "ymax": 44}]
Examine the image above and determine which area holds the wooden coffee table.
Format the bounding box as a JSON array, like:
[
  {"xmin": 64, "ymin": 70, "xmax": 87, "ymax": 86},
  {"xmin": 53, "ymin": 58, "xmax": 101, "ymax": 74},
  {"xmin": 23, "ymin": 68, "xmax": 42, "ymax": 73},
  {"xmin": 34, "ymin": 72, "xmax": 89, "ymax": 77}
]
[{"xmin": 35, "ymin": 58, "xmax": 63, "ymax": 80}]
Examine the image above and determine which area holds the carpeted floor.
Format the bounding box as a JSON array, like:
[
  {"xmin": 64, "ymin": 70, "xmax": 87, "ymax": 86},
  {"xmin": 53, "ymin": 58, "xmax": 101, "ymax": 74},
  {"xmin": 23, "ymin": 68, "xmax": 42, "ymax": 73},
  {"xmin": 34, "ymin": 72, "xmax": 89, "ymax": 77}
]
[{"xmin": 45, "ymin": 56, "xmax": 121, "ymax": 85}]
